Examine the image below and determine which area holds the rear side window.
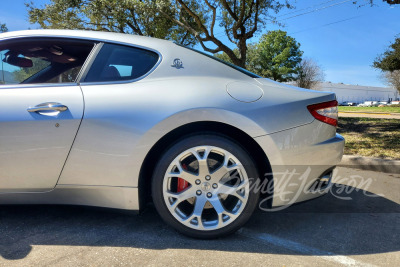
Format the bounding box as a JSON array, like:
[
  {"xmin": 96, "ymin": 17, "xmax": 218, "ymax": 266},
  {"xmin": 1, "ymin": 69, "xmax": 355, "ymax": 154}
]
[{"xmin": 84, "ymin": 43, "xmax": 159, "ymax": 83}]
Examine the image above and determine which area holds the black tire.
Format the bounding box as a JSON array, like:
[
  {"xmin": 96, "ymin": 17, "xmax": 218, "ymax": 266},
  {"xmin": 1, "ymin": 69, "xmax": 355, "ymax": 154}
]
[{"xmin": 151, "ymin": 134, "xmax": 260, "ymax": 239}]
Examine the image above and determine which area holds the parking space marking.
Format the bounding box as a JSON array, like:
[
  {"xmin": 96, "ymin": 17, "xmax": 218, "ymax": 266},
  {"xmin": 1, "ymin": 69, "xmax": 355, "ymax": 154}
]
[{"xmin": 240, "ymin": 229, "xmax": 376, "ymax": 267}]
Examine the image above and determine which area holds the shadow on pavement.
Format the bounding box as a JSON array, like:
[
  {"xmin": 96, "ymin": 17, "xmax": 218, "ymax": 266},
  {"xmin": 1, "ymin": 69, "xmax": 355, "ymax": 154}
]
[{"xmin": 0, "ymin": 183, "xmax": 399, "ymax": 260}]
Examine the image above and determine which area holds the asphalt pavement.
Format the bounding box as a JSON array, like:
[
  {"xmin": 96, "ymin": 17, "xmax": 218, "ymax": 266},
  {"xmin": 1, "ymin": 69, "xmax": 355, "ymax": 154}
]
[{"xmin": 0, "ymin": 167, "xmax": 399, "ymax": 267}]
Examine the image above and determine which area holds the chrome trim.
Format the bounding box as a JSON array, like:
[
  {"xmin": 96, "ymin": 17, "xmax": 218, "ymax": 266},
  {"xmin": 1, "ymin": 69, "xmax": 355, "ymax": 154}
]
[
  {"xmin": 0, "ymin": 83, "xmax": 79, "ymax": 90},
  {"xmin": 27, "ymin": 102, "xmax": 68, "ymax": 113}
]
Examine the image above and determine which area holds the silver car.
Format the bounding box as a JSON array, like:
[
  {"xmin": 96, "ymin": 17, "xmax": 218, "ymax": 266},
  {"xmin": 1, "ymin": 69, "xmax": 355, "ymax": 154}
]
[{"xmin": 0, "ymin": 30, "xmax": 344, "ymax": 239}]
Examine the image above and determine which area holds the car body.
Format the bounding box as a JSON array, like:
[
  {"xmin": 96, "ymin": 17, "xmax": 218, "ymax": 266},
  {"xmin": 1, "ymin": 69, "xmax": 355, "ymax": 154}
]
[
  {"xmin": 340, "ymin": 101, "xmax": 357, "ymax": 106},
  {"xmin": 0, "ymin": 30, "xmax": 344, "ymax": 238},
  {"xmin": 358, "ymin": 101, "xmax": 379, "ymax": 107}
]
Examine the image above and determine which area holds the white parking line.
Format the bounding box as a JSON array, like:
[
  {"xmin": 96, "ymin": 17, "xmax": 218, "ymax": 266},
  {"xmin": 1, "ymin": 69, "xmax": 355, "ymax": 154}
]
[{"xmin": 240, "ymin": 229, "xmax": 376, "ymax": 267}]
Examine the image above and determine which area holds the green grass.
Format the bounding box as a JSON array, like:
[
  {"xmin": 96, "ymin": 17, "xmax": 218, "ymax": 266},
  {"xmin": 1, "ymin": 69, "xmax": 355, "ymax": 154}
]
[
  {"xmin": 337, "ymin": 117, "xmax": 400, "ymax": 160},
  {"xmin": 338, "ymin": 106, "xmax": 400, "ymax": 113}
]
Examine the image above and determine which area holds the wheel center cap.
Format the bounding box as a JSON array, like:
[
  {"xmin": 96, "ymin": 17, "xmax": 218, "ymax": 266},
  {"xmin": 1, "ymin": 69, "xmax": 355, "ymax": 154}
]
[{"xmin": 201, "ymin": 182, "xmax": 211, "ymax": 191}]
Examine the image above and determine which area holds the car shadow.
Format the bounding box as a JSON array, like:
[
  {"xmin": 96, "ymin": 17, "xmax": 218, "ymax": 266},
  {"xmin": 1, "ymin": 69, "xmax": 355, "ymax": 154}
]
[{"xmin": 0, "ymin": 183, "xmax": 399, "ymax": 260}]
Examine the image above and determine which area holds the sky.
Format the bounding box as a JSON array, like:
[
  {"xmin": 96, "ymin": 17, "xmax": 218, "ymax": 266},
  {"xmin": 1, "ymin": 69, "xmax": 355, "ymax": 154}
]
[{"xmin": 1, "ymin": 0, "xmax": 399, "ymax": 87}]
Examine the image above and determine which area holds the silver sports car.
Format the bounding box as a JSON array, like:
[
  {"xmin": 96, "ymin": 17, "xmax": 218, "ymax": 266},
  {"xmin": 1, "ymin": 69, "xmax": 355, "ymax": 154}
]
[{"xmin": 0, "ymin": 30, "xmax": 344, "ymax": 238}]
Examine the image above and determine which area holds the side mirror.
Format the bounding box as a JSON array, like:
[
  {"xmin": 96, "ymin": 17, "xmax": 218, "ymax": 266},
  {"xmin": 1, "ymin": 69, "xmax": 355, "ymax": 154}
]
[{"xmin": 3, "ymin": 53, "xmax": 33, "ymax": 68}]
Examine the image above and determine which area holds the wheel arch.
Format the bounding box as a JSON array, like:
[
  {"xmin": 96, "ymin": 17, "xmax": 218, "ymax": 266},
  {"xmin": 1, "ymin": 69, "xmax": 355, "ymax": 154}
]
[{"xmin": 138, "ymin": 121, "xmax": 273, "ymax": 211}]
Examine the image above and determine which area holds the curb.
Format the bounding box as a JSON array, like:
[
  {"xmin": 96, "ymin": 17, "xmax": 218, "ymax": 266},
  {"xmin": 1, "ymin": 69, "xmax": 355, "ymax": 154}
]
[
  {"xmin": 339, "ymin": 111, "xmax": 400, "ymax": 116},
  {"xmin": 338, "ymin": 155, "xmax": 400, "ymax": 174}
]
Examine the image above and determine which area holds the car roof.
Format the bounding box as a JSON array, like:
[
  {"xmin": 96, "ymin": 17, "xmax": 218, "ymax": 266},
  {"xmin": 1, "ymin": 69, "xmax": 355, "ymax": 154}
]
[{"xmin": 0, "ymin": 29, "xmax": 174, "ymax": 51}]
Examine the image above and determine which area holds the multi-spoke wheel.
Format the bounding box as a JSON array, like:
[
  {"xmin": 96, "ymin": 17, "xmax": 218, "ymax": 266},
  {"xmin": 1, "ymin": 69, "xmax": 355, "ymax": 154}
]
[{"xmin": 152, "ymin": 134, "xmax": 259, "ymax": 239}]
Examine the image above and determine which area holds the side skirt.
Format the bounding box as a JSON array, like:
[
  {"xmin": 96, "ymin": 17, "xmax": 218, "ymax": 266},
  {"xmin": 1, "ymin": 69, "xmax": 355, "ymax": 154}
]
[{"xmin": 0, "ymin": 185, "xmax": 139, "ymax": 211}]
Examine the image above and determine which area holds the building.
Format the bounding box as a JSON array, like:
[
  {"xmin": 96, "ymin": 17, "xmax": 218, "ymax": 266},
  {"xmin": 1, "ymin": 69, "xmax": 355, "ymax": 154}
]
[{"xmin": 318, "ymin": 82, "xmax": 398, "ymax": 103}]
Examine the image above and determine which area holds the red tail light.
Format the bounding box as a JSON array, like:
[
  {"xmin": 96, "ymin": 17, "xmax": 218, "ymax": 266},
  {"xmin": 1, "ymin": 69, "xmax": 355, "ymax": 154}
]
[{"xmin": 307, "ymin": 100, "xmax": 338, "ymax": 127}]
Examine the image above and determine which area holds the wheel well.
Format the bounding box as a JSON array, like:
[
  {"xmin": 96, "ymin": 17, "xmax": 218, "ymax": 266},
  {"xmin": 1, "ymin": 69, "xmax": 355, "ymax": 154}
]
[{"xmin": 138, "ymin": 121, "xmax": 273, "ymax": 211}]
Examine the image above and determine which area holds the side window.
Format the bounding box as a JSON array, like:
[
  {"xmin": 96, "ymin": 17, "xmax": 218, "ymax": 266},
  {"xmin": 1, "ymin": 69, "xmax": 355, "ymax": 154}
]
[
  {"xmin": 84, "ymin": 43, "xmax": 159, "ymax": 83},
  {"xmin": 0, "ymin": 38, "xmax": 95, "ymax": 85},
  {"xmin": 0, "ymin": 51, "xmax": 50, "ymax": 84}
]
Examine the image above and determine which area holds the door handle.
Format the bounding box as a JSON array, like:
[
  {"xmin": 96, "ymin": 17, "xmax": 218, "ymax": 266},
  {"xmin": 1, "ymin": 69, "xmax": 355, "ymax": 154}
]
[{"xmin": 27, "ymin": 102, "xmax": 68, "ymax": 113}]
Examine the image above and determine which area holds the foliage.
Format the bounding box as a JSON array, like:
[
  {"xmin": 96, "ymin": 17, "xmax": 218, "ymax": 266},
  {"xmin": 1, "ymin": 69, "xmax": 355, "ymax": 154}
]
[
  {"xmin": 372, "ymin": 0, "xmax": 400, "ymax": 4},
  {"xmin": 214, "ymin": 30, "xmax": 303, "ymax": 81},
  {"xmin": 382, "ymin": 70, "xmax": 400, "ymax": 93},
  {"xmin": 247, "ymin": 30, "xmax": 303, "ymax": 81},
  {"xmin": 294, "ymin": 58, "xmax": 324, "ymax": 89},
  {"xmin": 27, "ymin": 0, "xmax": 292, "ymax": 67},
  {"xmin": 214, "ymin": 45, "xmax": 254, "ymax": 65},
  {"xmin": 27, "ymin": 0, "xmax": 200, "ymax": 46},
  {"xmin": 13, "ymin": 58, "xmax": 50, "ymax": 83},
  {"xmin": 0, "ymin": 22, "xmax": 7, "ymax": 33},
  {"xmin": 355, "ymin": 0, "xmax": 400, "ymax": 5},
  {"xmin": 373, "ymin": 37, "xmax": 400, "ymax": 72},
  {"xmin": 373, "ymin": 36, "xmax": 400, "ymax": 93}
]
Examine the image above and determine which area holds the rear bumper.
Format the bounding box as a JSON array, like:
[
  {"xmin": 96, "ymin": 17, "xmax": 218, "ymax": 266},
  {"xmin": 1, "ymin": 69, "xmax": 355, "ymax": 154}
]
[{"xmin": 254, "ymin": 121, "xmax": 345, "ymax": 208}]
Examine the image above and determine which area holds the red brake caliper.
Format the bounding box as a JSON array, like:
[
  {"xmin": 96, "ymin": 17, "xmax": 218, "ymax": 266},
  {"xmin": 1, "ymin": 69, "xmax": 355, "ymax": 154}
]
[{"xmin": 177, "ymin": 164, "xmax": 189, "ymax": 192}]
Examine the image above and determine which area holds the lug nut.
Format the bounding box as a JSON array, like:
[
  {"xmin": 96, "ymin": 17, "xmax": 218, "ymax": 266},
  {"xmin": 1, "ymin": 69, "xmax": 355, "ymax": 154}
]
[
  {"xmin": 207, "ymin": 192, "xmax": 212, "ymax": 198},
  {"xmin": 196, "ymin": 190, "xmax": 202, "ymax": 196},
  {"xmin": 212, "ymin": 183, "xmax": 218, "ymax": 189},
  {"xmin": 195, "ymin": 179, "xmax": 201, "ymax": 185},
  {"xmin": 205, "ymin": 175, "xmax": 211, "ymax": 181}
]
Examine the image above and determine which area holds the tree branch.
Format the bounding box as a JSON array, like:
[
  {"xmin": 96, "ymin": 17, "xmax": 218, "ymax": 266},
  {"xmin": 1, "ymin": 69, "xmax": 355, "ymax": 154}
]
[
  {"xmin": 245, "ymin": 0, "xmax": 260, "ymax": 39},
  {"xmin": 204, "ymin": 0, "xmax": 217, "ymax": 37},
  {"xmin": 220, "ymin": 0, "xmax": 239, "ymax": 21},
  {"xmin": 176, "ymin": 0, "xmax": 211, "ymax": 38}
]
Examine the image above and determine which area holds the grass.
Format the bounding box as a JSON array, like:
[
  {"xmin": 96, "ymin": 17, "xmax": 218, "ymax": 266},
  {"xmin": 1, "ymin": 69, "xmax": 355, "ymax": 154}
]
[
  {"xmin": 338, "ymin": 106, "xmax": 400, "ymax": 113},
  {"xmin": 337, "ymin": 117, "xmax": 400, "ymax": 160}
]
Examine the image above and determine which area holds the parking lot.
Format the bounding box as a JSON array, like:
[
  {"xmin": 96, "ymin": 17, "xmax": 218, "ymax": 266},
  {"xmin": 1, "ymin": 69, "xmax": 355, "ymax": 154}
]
[{"xmin": 0, "ymin": 167, "xmax": 399, "ymax": 267}]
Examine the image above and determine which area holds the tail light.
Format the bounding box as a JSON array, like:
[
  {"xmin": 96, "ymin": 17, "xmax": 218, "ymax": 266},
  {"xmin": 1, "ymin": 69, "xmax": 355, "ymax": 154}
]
[{"xmin": 307, "ymin": 100, "xmax": 338, "ymax": 127}]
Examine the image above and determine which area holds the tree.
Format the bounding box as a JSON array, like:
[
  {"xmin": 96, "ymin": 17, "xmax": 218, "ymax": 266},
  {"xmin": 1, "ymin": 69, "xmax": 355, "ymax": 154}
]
[
  {"xmin": 373, "ymin": 35, "xmax": 400, "ymax": 94},
  {"xmin": 373, "ymin": 36, "xmax": 400, "ymax": 72},
  {"xmin": 213, "ymin": 43, "xmax": 256, "ymax": 66},
  {"xmin": 0, "ymin": 22, "xmax": 7, "ymax": 33},
  {"xmin": 13, "ymin": 58, "xmax": 50, "ymax": 83},
  {"xmin": 294, "ymin": 58, "xmax": 325, "ymax": 90},
  {"xmin": 214, "ymin": 30, "xmax": 303, "ymax": 81},
  {"xmin": 382, "ymin": 70, "xmax": 400, "ymax": 94},
  {"xmin": 356, "ymin": 0, "xmax": 400, "ymax": 5},
  {"xmin": 370, "ymin": 0, "xmax": 400, "ymax": 4},
  {"xmin": 27, "ymin": 0, "xmax": 199, "ymax": 46},
  {"xmin": 247, "ymin": 30, "xmax": 303, "ymax": 81},
  {"xmin": 27, "ymin": 0, "xmax": 292, "ymax": 68}
]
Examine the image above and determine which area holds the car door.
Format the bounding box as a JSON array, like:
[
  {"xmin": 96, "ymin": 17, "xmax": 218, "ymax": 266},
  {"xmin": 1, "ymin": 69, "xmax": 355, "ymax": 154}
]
[
  {"xmin": 0, "ymin": 37, "xmax": 95, "ymax": 192},
  {"xmin": 58, "ymin": 42, "xmax": 161, "ymax": 187}
]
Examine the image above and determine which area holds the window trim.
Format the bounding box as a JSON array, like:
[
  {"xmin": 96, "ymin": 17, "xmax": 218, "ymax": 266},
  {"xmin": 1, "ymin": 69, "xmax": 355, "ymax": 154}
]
[
  {"xmin": 78, "ymin": 42, "xmax": 162, "ymax": 86},
  {"xmin": 0, "ymin": 36, "xmax": 98, "ymax": 89},
  {"xmin": 0, "ymin": 83, "xmax": 81, "ymax": 90},
  {"xmin": 0, "ymin": 35, "xmax": 163, "ymax": 89}
]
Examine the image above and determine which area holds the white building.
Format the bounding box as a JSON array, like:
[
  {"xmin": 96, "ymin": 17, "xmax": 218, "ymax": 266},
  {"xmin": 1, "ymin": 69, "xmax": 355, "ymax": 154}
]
[{"xmin": 318, "ymin": 82, "xmax": 398, "ymax": 103}]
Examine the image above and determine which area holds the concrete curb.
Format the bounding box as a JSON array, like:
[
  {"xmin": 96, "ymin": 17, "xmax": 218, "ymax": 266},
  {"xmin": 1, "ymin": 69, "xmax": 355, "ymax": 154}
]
[
  {"xmin": 339, "ymin": 111, "xmax": 400, "ymax": 115},
  {"xmin": 339, "ymin": 155, "xmax": 400, "ymax": 174}
]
